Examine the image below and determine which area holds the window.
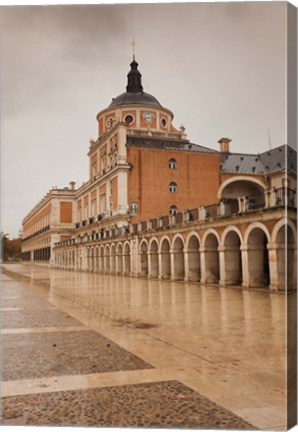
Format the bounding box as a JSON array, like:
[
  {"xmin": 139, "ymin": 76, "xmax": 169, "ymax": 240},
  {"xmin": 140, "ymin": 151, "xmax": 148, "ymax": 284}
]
[
  {"xmin": 168, "ymin": 159, "xmax": 177, "ymax": 169},
  {"xmin": 100, "ymin": 194, "xmax": 106, "ymax": 212},
  {"xmin": 91, "ymin": 199, "xmax": 96, "ymax": 216},
  {"xmin": 130, "ymin": 203, "xmax": 138, "ymax": 215},
  {"xmin": 101, "ymin": 157, "xmax": 106, "ymax": 175},
  {"xmin": 106, "ymin": 117, "xmax": 116, "ymax": 129},
  {"xmin": 169, "ymin": 182, "xmax": 177, "ymax": 193},
  {"xmin": 161, "ymin": 118, "xmax": 168, "ymax": 128},
  {"xmin": 92, "ymin": 163, "xmax": 97, "ymax": 180},
  {"xmin": 169, "ymin": 205, "xmax": 178, "ymax": 216},
  {"xmin": 124, "ymin": 115, "xmax": 134, "ymax": 125}
]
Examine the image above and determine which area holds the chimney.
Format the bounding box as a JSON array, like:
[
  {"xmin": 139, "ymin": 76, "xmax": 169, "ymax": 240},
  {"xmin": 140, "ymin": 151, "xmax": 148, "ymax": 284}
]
[
  {"xmin": 69, "ymin": 181, "xmax": 76, "ymax": 190},
  {"xmin": 218, "ymin": 137, "xmax": 231, "ymax": 153}
]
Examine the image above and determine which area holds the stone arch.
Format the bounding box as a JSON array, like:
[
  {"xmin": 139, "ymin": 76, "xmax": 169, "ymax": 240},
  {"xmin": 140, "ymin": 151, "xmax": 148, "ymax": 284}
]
[
  {"xmin": 218, "ymin": 176, "xmax": 267, "ymax": 200},
  {"xmin": 271, "ymin": 218, "xmax": 297, "ymax": 243},
  {"xmin": 203, "ymin": 231, "xmax": 220, "ymax": 284},
  {"xmin": 245, "ymin": 223, "xmax": 270, "ymax": 287},
  {"xmin": 244, "ymin": 222, "xmax": 270, "ymax": 244},
  {"xmin": 185, "ymin": 232, "xmax": 201, "ymax": 282},
  {"xmin": 116, "ymin": 243, "xmax": 123, "ymax": 275},
  {"xmin": 94, "ymin": 246, "xmax": 100, "ymax": 272},
  {"xmin": 172, "ymin": 234, "xmax": 185, "ymax": 280},
  {"xmin": 104, "ymin": 244, "xmax": 110, "ymax": 273},
  {"xmin": 222, "ymin": 227, "xmax": 243, "ymax": 285},
  {"xmin": 139, "ymin": 239, "xmax": 149, "ymax": 276},
  {"xmin": 110, "ymin": 244, "xmax": 116, "ymax": 274},
  {"xmin": 90, "ymin": 247, "xmax": 95, "ymax": 272},
  {"xmin": 160, "ymin": 236, "xmax": 171, "ymax": 279},
  {"xmin": 272, "ymin": 219, "xmax": 296, "ymax": 291},
  {"xmin": 149, "ymin": 238, "xmax": 159, "ymax": 278},
  {"xmin": 123, "ymin": 242, "xmax": 131, "ymax": 275},
  {"xmin": 100, "ymin": 246, "xmax": 105, "ymax": 273},
  {"xmin": 221, "ymin": 226, "xmax": 243, "ymax": 246}
]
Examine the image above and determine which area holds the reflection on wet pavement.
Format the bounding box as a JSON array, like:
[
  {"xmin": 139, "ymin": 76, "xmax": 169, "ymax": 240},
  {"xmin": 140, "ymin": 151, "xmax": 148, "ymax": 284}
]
[{"xmin": 1, "ymin": 264, "xmax": 294, "ymax": 430}]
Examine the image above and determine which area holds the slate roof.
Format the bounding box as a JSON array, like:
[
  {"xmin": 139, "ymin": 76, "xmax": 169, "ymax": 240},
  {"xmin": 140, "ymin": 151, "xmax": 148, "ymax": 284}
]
[
  {"xmin": 126, "ymin": 136, "xmax": 218, "ymax": 154},
  {"xmin": 110, "ymin": 91, "xmax": 162, "ymax": 108},
  {"xmin": 220, "ymin": 144, "xmax": 296, "ymax": 175},
  {"xmin": 127, "ymin": 136, "xmax": 296, "ymax": 175}
]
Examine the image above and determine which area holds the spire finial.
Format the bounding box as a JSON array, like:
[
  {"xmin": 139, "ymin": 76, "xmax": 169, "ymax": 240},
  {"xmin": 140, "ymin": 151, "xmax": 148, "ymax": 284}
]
[{"xmin": 131, "ymin": 37, "xmax": 137, "ymax": 61}]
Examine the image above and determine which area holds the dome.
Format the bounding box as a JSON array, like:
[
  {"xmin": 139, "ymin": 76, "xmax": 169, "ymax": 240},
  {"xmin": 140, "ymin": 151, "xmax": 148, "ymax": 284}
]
[
  {"xmin": 109, "ymin": 91, "xmax": 162, "ymax": 108},
  {"xmin": 108, "ymin": 59, "xmax": 162, "ymax": 108}
]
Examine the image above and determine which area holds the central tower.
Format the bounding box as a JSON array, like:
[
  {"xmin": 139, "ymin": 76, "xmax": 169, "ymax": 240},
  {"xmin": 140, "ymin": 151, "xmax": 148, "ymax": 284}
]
[{"xmin": 96, "ymin": 58, "xmax": 183, "ymax": 139}]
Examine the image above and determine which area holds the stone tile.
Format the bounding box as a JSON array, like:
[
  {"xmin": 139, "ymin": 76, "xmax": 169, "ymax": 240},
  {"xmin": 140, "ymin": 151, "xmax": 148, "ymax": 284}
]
[
  {"xmin": 2, "ymin": 330, "xmax": 153, "ymax": 381},
  {"xmin": 1, "ymin": 380, "xmax": 256, "ymax": 429},
  {"xmin": 1, "ymin": 309, "xmax": 81, "ymax": 329},
  {"xmin": 1, "ymin": 297, "xmax": 53, "ymax": 309}
]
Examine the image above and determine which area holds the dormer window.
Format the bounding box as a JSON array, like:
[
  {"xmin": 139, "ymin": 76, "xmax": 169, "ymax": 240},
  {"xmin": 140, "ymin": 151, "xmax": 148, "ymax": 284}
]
[{"xmin": 168, "ymin": 159, "xmax": 177, "ymax": 169}]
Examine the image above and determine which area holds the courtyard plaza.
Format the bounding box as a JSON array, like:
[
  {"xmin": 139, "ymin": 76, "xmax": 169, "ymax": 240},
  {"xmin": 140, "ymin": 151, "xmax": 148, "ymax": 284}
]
[{"xmin": 1, "ymin": 263, "xmax": 293, "ymax": 429}]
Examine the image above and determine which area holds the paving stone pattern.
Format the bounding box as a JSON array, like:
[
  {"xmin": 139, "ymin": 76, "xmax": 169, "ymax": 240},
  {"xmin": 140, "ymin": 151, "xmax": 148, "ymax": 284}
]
[
  {"xmin": 1, "ymin": 283, "xmax": 47, "ymax": 307},
  {"xmin": 2, "ymin": 330, "xmax": 153, "ymax": 381},
  {"xmin": 1, "ymin": 297, "xmax": 54, "ymax": 309},
  {"xmin": 1, "ymin": 309, "xmax": 81, "ymax": 329},
  {"xmin": 1, "ymin": 380, "xmax": 256, "ymax": 429}
]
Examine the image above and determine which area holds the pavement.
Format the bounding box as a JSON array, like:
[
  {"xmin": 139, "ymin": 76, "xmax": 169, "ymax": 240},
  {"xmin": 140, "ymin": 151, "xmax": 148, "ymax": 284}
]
[{"xmin": 0, "ymin": 263, "xmax": 293, "ymax": 429}]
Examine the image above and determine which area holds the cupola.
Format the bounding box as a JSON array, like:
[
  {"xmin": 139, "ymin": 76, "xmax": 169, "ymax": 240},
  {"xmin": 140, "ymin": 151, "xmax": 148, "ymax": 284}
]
[{"xmin": 109, "ymin": 59, "xmax": 162, "ymax": 108}]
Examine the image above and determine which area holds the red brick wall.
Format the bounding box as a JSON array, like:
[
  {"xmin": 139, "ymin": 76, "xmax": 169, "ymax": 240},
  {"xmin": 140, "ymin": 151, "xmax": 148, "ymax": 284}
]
[{"xmin": 127, "ymin": 147, "xmax": 221, "ymax": 222}]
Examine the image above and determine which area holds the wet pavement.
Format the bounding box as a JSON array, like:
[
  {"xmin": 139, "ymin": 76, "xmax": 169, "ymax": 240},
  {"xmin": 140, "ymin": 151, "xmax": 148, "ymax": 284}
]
[{"xmin": 1, "ymin": 263, "xmax": 292, "ymax": 429}]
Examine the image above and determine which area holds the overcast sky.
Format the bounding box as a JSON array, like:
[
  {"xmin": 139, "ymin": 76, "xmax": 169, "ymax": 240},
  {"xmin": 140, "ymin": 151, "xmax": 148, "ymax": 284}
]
[{"xmin": 1, "ymin": 2, "xmax": 293, "ymax": 237}]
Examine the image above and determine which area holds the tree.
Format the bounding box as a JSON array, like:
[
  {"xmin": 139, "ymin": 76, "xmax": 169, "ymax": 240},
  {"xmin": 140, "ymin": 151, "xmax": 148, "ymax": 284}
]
[{"xmin": 1, "ymin": 232, "xmax": 21, "ymax": 261}]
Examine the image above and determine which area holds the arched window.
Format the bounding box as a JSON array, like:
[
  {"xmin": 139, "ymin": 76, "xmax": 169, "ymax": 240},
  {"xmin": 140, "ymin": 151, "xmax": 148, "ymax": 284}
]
[
  {"xmin": 169, "ymin": 205, "xmax": 178, "ymax": 216},
  {"xmin": 168, "ymin": 159, "xmax": 177, "ymax": 169},
  {"xmin": 169, "ymin": 182, "xmax": 177, "ymax": 193}
]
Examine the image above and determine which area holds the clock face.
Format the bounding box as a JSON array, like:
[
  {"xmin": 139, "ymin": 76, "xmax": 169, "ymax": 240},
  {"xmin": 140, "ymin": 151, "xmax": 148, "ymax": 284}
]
[{"xmin": 143, "ymin": 112, "xmax": 155, "ymax": 123}]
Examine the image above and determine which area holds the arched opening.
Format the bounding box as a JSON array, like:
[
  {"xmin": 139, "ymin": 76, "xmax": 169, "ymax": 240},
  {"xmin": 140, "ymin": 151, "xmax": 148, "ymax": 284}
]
[
  {"xmin": 169, "ymin": 182, "xmax": 178, "ymax": 193},
  {"xmin": 204, "ymin": 233, "xmax": 219, "ymax": 284},
  {"xmin": 247, "ymin": 228, "xmax": 270, "ymax": 287},
  {"xmin": 105, "ymin": 246, "xmax": 110, "ymax": 273},
  {"xmin": 160, "ymin": 238, "xmax": 171, "ymax": 279},
  {"xmin": 140, "ymin": 242, "xmax": 149, "ymax": 276},
  {"xmin": 116, "ymin": 244, "xmax": 123, "ymax": 275},
  {"xmin": 223, "ymin": 231, "xmax": 242, "ymax": 285},
  {"xmin": 90, "ymin": 248, "xmax": 94, "ymax": 272},
  {"xmin": 168, "ymin": 158, "xmax": 177, "ymax": 169},
  {"xmin": 187, "ymin": 235, "xmax": 200, "ymax": 282},
  {"xmin": 124, "ymin": 243, "xmax": 131, "ymax": 275},
  {"xmin": 95, "ymin": 247, "xmax": 99, "ymax": 272},
  {"xmin": 220, "ymin": 179, "xmax": 265, "ymax": 214},
  {"xmin": 110, "ymin": 245, "xmax": 116, "ymax": 274},
  {"xmin": 100, "ymin": 247, "xmax": 104, "ymax": 273},
  {"xmin": 169, "ymin": 205, "xmax": 178, "ymax": 216},
  {"xmin": 172, "ymin": 237, "xmax": 185, "ymax": 280},
  {"xmin": 149, "ymin": 240, "xmax": 159, "ymax": 278},
  {"xmin": 276, "ymin": 225, "xmax": 296, "ymax": 291}
]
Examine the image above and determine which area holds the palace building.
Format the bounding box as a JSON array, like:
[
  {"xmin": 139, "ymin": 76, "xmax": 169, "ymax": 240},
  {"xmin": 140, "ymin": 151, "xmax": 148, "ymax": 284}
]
[{"xmin": 21, "ymin": 57, "xmax": 297, "ymax": 291}]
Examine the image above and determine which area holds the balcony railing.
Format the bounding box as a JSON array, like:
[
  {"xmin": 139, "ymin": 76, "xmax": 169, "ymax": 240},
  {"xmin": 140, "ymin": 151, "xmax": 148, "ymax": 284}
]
[
  {"xmin": 21, "ymin": 225, "xmax": 50, "ymax": 243},
  {"xmin": 275, "ymin": 187, "xmax": 296, "ymax": 207},
  {"xmin": 205, "ymin": 204, "xmax": 219, "ymax": 219},
  {"xmin": 246, "ymin": 192, "xmax": 265, "ymax": 211},
  {"xmin": 54, "ymin": 187, "xmax": 296, "ymax": 249}
]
